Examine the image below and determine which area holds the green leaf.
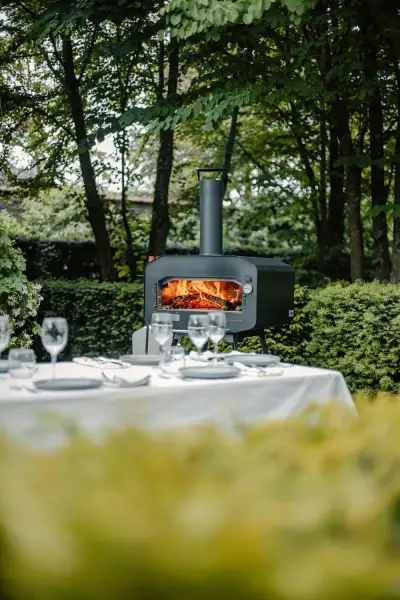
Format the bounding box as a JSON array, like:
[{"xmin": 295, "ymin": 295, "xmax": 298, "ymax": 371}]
[{"xmin": 170, "ymin": 13, "xmax": 181, "ymax": 25}]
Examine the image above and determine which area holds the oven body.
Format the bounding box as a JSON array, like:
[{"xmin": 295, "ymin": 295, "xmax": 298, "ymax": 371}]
[{"xmin": 144, "ymin": 254, "xmax": 295, "ymax": 334}]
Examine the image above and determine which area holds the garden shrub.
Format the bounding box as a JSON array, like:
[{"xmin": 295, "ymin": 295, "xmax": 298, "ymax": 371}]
[
  {"xmin": 305, "ymin": 281, "xmax": 400, "ymax": 393},
  {"xmin": 0, "ymin": 398, "xmax": 400, "ymax": 600},
  {"xmin": 35, "ymin": 280, "xmax": 144, "ymax": 361},
  {"xmin": 0, "ymin": 228, "xmax": 41, "ymax": 348}
]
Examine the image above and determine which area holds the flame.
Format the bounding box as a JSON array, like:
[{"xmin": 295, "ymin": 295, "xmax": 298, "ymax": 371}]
[{"xmin": 159, "ymin": 279, "xmax": 242, "ymax": 311}]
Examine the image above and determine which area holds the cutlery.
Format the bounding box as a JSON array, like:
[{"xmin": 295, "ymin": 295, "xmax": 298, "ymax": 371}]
[
  {"xmin": 97, "ymin": 356, "xmax": 131, "ymax": 367},
  {"xmin": 9, "ymin": 384, "xmax": 38, "ymax": 394},
  {"xmin": 233, "ymin": 362, "xmax": 283, "ymax": 377}
]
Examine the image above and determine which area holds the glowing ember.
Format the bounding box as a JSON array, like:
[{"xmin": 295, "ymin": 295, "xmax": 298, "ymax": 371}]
[{"xmin": 159, "ymin": 279, "xmax": 242, "ymax": 311}]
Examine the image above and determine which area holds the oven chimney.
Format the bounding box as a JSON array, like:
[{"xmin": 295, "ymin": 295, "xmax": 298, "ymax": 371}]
[{"xmin": 197, "ymin": 168, "xmax": 225, "ymax": 256}]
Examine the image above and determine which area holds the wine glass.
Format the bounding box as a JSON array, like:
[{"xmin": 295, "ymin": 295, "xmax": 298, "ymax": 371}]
[
  {"xmin": 151, "ymin": 312, "xmax": 173, "ymax": 367},
  {"xmin": 8, "ymin": 349, "xmax": 37, "ymax": 389},
  {"xmin": 41, "ymin": 317, "xmax": 68, "ymax": 378},
  {"xmin": 0, "ymin": 315, "xmax": 10, "ymax": 359},
  {"xmin": 188, "ymin": 314, "xmax": 209, "ymax": 360},
  {"xmin": 162, "ymin": 345, "xmax": 185, "ymax": 376},
  {"xmin": 206, "ymin": 312, "xmax": 227, "ymax": 365}
]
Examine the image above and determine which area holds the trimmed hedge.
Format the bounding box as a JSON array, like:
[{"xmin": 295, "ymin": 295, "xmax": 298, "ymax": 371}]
[
  {"xmin": 1, "ymin": 398, "xmax": 400, "ymax": 600},
  {"xmin": 34, "ymin": 280, "xmax": 144, "ymax": 361},
  {"xmin": 36, "ymin": 279, "xmax": 400, "ymax": 393},
  {"xmin": 305, "ymin": 281, "xmax": 400, "ymax": 393}
]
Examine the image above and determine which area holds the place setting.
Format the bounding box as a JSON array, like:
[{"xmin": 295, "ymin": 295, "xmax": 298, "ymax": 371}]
[
  {"xmin": 0, "ymin": 315, "xmax": 152, "ymax": 396},
  {"xmin": 123, "ymin": 311, "xmax": 286, "ymax": 382}
]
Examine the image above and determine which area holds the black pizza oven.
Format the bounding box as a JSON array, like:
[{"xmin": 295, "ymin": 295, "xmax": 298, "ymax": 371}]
[{"xmin": 144, "ymin": 169, "xmax": 295, "ymax": 349}]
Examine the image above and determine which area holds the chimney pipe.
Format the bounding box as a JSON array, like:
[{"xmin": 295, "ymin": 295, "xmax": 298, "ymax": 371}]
[{"xmin": 197, "ymin": 168, "xmax": 225, "ymax": 256}]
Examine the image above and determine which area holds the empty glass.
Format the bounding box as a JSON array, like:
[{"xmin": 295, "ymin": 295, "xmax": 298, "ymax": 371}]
[
  {"xmin": 151, "ymin": 312, "xmax": 173, "ymax": 367},
  {"xmin": 41, "ymin": 317, "xmax": 68, "ymax": 378},
  {"xmin": 206, "ymin": 312, "xmax": 227, "ymax": 365},
  {"xmin": 188, "ymin": 314, "xmax": 209, "ymax": 359},
  {"xmin": 8, "ymin": 349, "xmax": 37, "ymax": 388},
  {"xmin": 162, "ymin": 345, "xmax": 185, "ymax": 376},
  {"xmin": 0, "ymin": 315, "xmax": 10, "ymax": 358}
]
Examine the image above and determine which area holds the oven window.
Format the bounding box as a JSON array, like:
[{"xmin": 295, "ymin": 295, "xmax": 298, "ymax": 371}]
[{"xmin": 158, "ymin": 279, "xmax": 242, "ymax": 311}]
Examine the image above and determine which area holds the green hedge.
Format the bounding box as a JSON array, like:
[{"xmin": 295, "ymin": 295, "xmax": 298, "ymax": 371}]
[
  {"xmin": 36, "ymin": 279, "xmax": 400, "ymax": 393},
  {"xmin": 34, "ymin": 280, "xmax": 144, "ymax": 361},
  {"xmin": 305, "ymin": 281, "xmax": 400, "ymax": 393}
]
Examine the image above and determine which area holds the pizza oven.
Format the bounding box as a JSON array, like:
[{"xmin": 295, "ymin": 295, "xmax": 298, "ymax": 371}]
[{"xmin": 144, "ymin": 169, "xmax": 295, "ymax": 349}]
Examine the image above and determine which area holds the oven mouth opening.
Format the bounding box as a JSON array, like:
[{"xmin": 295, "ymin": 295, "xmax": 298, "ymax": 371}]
[{"xmin": 158, "ymin": 278, "xmax": 243, "ymax": 311}]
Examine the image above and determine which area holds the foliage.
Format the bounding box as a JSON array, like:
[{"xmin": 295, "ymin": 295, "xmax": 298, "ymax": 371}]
[
  {"xmin": 35, "ymin": 280, "xmax": 143, "ymax": 361},
  {"xmin": 0, "ymin": 189, "xmax": 93, "ymax": 242},
  {"xmin": 163, "ymin": 0, "xmax": 315, "ymax": 39},
  {"xmin": 15, "ymin": 238, "xmax": 101, "ymax": 281},
  {"xmin": 305, "ymin": 281, "xmax": 400, "ymax": 393},
  {"xmin": 4, "ymin": 398, "xmax": 400, "ymax": 599},
  {"xmin": 0, "ymin": 228, "xmax": 41, "ymax": 347}
]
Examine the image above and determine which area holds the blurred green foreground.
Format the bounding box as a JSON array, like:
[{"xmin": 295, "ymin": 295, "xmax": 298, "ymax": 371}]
[{"xmin": 0, "ymin": 394, "xmax": 399, "ymax": 600}]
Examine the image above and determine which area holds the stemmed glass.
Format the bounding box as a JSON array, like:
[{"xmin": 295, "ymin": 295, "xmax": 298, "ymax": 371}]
[
  {"xmin": 188, "ymin": 314, "xmax": 209, "ymax": 360},
  {"xmin": 151, "ymin": 312, "xmax": 173, "ymax": 368},
  {"xmin": 206, "ymin": 312, "xmax": 227, "ymax": 365},
  {"xmin": 41, "ymin": 317, "xmax": 68, "ymax": 378},
  {"xmin": 0, "ymin": 315, "xmax": 10, "ymax": 359}
]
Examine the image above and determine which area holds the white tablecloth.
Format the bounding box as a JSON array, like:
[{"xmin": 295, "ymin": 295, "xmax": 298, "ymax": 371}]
[{"xmin": 0, "ymin": 361, "xmax": 355, "ymax": 447}]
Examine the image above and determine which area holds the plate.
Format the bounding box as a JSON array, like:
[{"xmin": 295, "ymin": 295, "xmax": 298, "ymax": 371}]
[
  {"xmin": 223, "ymin": 354, "xmax": 281, "ymax": 367},
  {"xmin": 119, "ymin": 354, "xmax": 160, "ymax": 366},
  {"xmin": 179, "ymin": 365, "xmax": 240, "ymax": 380},
  {"xmin": 0, "ymin": 360, "xmax": 11, "ymax": 374},
  {"xmin": 34, "ymin": 378, "xmax": 103, "ymax": 391}
]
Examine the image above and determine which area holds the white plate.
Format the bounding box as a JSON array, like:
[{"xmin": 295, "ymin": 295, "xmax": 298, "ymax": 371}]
[
  {"xmin": 179, "ymin": 365, "xmax": 240, "ymax": 380},
  {"xmin": 34, "ymin": 378, "xmax": 103, "ymax": 391}
]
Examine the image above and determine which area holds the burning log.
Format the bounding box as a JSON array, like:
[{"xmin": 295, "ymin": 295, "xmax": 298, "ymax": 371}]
[{"xmin": 203, "ymin": 293, "xmax": 225, "ymax": 307}]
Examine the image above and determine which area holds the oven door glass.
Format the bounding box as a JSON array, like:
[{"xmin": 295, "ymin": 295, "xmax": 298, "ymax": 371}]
[{"xmin": 158, "ymin": 279, "xmax": 242, "ymax": 311}]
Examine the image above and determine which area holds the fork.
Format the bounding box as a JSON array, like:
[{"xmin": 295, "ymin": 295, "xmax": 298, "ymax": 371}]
[{"xmin": 9, "ymin": 384, "xmax": 38, "ymax": 394}]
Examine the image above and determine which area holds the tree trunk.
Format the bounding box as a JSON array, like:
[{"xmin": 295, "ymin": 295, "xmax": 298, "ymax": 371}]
[
  {"xmin": 61, "ymin": 36, "xmax": 116, "ymax": 280},
  {"xmin": 336, "ymin": 100, "xmax": 364, "ymax": 281},
  {"xmin": 148, "ymin": 40, "xmax": 179, "ymax": 258},
  {"xmin": 319, "ymin": 111, "xmax": 328, "ymax": 255},
  {"xmin": 391, "ymin": 88, "xmax": 400, "ymax": 281},
  {"xmin": 327, "ymin": 107, "xmax": 345, "ymax": 247},
  {"xmin": 346, "ymin": 164, "xmax": 364, "ymax": 281},
  {"xmin": 364, "ymin": 33, "xmax": 390, "ymax": 280},
  {"xmin": 222, "ymin": 106, "xmax": 239, "ymax": 198},
  {"xmin": 120, "ymin": 128, "xmax": 137, "ymax": 281},
  {"xmin": 288, "ymin": 103, "xmax": 323, "ymax": 257}
]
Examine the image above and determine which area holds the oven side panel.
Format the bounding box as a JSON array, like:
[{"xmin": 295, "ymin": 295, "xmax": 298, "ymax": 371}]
[{"xmin": 253, "ymin": 260, "xmax": 295, "ymax": 327}]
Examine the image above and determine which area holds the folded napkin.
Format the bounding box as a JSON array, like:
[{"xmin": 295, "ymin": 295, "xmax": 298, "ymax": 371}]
[{"xmin": 101, "ymin": 372, "xmax": 151, "ymax": 388}]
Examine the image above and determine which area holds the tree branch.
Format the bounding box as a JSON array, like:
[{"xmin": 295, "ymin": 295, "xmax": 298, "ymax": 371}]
[
  {"xmin": 38, "ymin": 45, "xmax": 66, "ymax": 87},
  {"xmin": 77, "ymin": 24, "xmax": 99, "ymax": 83},
  {"xmin": 30, "ymin": 105, "xmax": 76, "ymax": 141}
]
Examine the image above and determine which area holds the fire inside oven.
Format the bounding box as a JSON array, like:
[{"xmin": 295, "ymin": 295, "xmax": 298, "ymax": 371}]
[{"xmin": 159, "ymin": 279, "xmax": 243, "ymax": 311}]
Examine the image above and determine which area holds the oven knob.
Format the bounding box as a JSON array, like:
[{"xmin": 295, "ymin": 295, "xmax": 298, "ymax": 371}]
[
  {"xmin": 244, "ymin": 275, "xmax": 252, "ymax": 282},
  {"xmin": 243, "ymin": 283, "xmax": 253, "ymax": 294}
]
